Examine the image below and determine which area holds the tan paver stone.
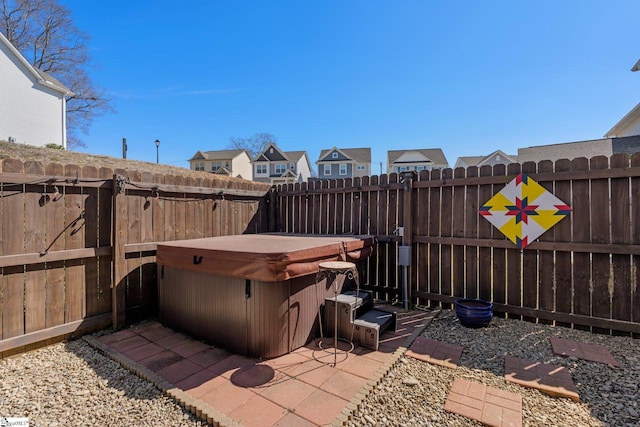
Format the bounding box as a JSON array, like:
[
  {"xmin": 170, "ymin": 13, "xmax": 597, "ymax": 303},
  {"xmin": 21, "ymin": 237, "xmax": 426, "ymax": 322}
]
[
  {"xmin": 405, "ymin": 336, "xmax": 463, "ymax": 368},
  {"xmin": 550, "ymin": 337, "xmax": 619, "ymax": 367},
  {"xmin": 445, "ymin": 378, "xmax": 522, "ymax": 427},
  {"xmin": 187, "ymin": 347, "xmax": 231, "ymax": 369},
  {"xmin": 157, "ymin": 358, "xmax": 204, "ymax": 385},
  {"xmin": 504, "ymin": 355, "xmax": 579, "ymax": 401},
  {"xmin": 228, "ymin": 394, "xmax": 288, "ymax": 427},
  {"xmin": 294, "ymin": 388, "xmax": 348, "ymax": 426}
]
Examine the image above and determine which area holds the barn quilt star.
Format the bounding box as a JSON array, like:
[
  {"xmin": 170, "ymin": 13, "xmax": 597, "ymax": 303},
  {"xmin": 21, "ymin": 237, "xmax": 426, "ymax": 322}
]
[{"xmin": 479, "ymin": 173, "xmax": 571, "ymax": 249}]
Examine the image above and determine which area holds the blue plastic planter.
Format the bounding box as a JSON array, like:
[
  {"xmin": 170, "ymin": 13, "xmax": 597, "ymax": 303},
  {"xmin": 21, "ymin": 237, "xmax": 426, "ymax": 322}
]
[{"xmin": 454, "ymin": 298, "xmax": 493, "ymax": 328}]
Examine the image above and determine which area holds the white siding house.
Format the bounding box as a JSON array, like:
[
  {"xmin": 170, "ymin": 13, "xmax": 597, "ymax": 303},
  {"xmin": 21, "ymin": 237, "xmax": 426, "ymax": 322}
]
[{"xmin": 0, "ymin": 32, "xmax": 71, "ymax": 148}]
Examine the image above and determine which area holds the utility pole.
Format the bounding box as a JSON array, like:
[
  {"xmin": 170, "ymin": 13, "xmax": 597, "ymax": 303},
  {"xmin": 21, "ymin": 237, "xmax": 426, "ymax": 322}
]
[{"xmin": 122, "ymin": 138, "xmax": 127, "ymax": 159}]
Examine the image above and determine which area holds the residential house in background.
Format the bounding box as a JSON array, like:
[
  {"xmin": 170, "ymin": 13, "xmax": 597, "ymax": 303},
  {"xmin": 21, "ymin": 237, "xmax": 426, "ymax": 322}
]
[
  {"xmin": 188, "ymin": 149, "xmax": 252, "ymax": 179},
  {"xmin": 518, "ymin": 135, "xmax": 640, "ymax": 164},
  {"xmin": 315, "ymin": 147, "xmax": 371, "ymax": 179},
  {"xmin": 387, "ymin": 149, "xmax": 449, "ymax": 174},
  {"xmin": 0, "ymin": 31, "xmax": 72, "ymax": 148},
  {"xmin": 252, "ymin": 143, "xmax": 312, "ymax": 184},
  {"xmin": 454, "ymin": 150, "xmax": 517, "ymax": 169},
  {"xmin": 518, "ymin": 102, "xmax": 640, "ymax": 163}
]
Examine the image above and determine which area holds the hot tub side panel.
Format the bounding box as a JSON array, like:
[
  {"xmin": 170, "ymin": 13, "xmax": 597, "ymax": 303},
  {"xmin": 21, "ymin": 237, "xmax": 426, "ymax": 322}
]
[{"xmin": 158, "ymin": 265, "xmax": 250, "ymax": 355}]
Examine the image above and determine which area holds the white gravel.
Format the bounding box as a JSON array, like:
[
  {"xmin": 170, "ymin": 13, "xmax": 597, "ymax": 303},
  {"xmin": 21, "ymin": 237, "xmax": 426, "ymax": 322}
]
[
  {"xmin": 1, "ymin": 311, "xmax": 638, "ymax": 427},
  {"xmin": 0, "ymin": 339, "xmax": 207, "ymax": 427},
  {"xmin": 350, "ymin": 310, "xmax": 640, "ymax": 427}
]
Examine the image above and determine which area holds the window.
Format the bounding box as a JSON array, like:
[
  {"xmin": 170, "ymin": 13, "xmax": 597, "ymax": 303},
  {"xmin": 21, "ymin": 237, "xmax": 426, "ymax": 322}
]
[
  {"xmin": 256, "ymin": 164, "xmax": 267, "ymax": 174},
  {"xmin": 496, "ymin": 155, "xmax": 501, "ymax": 161},
  {"xmin": 356, "ymin": 165, "xmax": 366, "ymax": 171},
  {"xmin": 324, "ymin": 164, "xmax": 331, "ymax": 175},
  {"xmin": 225, "ymin": 161, "xmax": 230, "ymax": 168},
  {"xmin": 212, "ymin": 161, "xmax": 222, "ymax": 172},
  {"xmin": 332, "ymin": 152, "xmax": 338, "ymax": 159},
  {"xmin": 275, "ymin": 164, "xmax": 286, "ymax": 174},
  {"xmin": 339, "ymin": 164, "xmax": 347, "ymax": 175},
  {"xmin": 290, "ymin": 162, "xmax": 295, "ymax": 170},
  {"xmin": 398, "ymin": 166, "xmax": 408, "ymax": 172},
  {"xmin": 194, "ymin": 162, "xmax": 204, "ymax": 171},
  {"xmin": 416, "ymin": 165, "xmax": 425, "ymax": 172}
]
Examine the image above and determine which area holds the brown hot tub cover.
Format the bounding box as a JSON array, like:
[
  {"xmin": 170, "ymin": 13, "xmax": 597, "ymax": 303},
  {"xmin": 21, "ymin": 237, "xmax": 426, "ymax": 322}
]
[{"xmin": 156, "ymin": 233, "xmax": 375, "ymax": 282}]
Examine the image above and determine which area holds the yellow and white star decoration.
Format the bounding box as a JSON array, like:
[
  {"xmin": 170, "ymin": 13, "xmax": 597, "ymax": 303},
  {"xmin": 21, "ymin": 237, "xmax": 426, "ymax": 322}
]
[{"xmin": 479, "ymin": 173, "xmax": 571, "ymax": 249}]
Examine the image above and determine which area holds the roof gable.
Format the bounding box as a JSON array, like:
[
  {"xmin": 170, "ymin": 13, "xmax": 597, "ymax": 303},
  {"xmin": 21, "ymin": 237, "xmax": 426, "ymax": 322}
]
[
  {"xmin": 257, "ymin": 143, "xmax": 288, "ymax": 161},
  {"xmin": 0, "ymin": 31, "xmax": 71, "ymax": 96},
  {"xmin": 388, "ymin": 149, "xmax": 448, "ymax": 166},
  {"xmin": 317, "ymin": 147, "xmax": 371, "ymax": 163},
  {"xmin": 605, "ymin": 102, "xmax": 640, "ymax": 138}
]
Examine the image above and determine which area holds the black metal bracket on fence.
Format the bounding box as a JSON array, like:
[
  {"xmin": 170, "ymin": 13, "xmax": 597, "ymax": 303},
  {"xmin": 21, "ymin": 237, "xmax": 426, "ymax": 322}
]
[{"xmin": 116, "ymin": 175, "xmax": 129, "ymax": 194}]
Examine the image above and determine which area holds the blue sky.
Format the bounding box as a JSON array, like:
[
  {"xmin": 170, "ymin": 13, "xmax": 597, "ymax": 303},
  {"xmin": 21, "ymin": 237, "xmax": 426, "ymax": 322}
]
[{"xmin": 61, "ymin": 0, "xmax": 640, "ymax": 173}]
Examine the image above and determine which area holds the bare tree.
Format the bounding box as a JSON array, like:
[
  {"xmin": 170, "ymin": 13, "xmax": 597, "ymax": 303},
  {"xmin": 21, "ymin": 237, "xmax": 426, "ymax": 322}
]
[
  {"xmin": 0, "ymin": 0, "xmax": 113, "ymax": 149},
  {"xmin": 228, "ymin": 132, "xmax": 277, "ymax": 159}
]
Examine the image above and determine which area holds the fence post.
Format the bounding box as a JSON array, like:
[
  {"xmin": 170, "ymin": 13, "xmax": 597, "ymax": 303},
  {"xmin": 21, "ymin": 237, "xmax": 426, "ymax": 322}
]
[
  {"xmin": 400, "ymin": 171, "xmax": 415, "ymax": 307},
  {"xmin": 268, "ymin": 185, "xmax": 277, "ymax": 232},
  {"xmin": 112, "ymin": 174, "xmax": 127, "ymax": 328}
]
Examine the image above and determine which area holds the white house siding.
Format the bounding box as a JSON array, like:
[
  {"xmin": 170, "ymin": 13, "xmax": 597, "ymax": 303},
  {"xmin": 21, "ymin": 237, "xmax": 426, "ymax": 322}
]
[
  {"xmin": 612, "ymin": 120, "xmax": 640, "ymax": 137},
  {"xmin": 0, "ymin": 41, "xmax": 66, "ymax": 147},
  {"xmin": 232, "ymin": 153, "xmax": 253, "ymax": 179}
]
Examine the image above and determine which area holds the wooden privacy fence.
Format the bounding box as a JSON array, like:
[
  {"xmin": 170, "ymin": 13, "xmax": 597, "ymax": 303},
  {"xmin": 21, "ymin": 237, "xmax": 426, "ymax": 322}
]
[
  {"xmin": 0, "ymin": 158, "xmax": 271, "ymax": 357},
  {"xmin": 274, "ymin": 153, "xmax": 640, "ymax": 335}
]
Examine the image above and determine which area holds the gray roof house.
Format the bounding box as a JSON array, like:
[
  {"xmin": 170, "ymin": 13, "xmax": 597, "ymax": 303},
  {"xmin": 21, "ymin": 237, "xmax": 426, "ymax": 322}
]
[
  {"xmin": 252, "ymin": 143, "xmax": 312, "ymax": 184},
  {"xmin": 315, "ymin": 147, "xmax": 371, "ymax": 179},
  {"xmin": 454, "ymin": 150, "xmax": 517, "ymax": 169},
  {"xmin": 387, "ymin": 149, "xmax": 449, "ymax": 174},
  {"xmin": 189, "ymin": 149, "xmax": 252, "ymax": 179}
]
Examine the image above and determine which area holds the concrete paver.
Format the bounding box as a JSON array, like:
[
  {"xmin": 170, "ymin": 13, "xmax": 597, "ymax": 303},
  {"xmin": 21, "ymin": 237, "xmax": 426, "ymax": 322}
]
[
  {"xmin": 406, "ymin": 336, "xmax": 463, "ymax": 368},
  {"xmin": 550, "ymin": 337, "xmax": 619, "ymax": 367},
  {"xmin": 504, "ymin": 355, "xmax": 579, "ymax": 401},
  {"xmin": 445, "ymin": 378, "xmax": 522, "ymax": 427}
]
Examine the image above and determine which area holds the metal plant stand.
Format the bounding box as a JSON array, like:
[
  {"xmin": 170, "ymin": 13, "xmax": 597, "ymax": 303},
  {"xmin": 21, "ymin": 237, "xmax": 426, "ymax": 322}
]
[{"xmin": 316, "ymin": 261, "xmax": 359, "ymax": 366}]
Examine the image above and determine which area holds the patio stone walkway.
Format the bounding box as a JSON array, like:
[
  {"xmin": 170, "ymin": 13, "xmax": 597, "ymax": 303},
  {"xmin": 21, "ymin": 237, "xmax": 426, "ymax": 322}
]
[
  {"xmin": 89, "ymin": 307, "xmax": 436, "ymax": 426},
  {"xmin": 444, "ymin": 378, "xmax": 522, "ymax": 427},
  {"xmin": 549, "ymin": 337, "xmax": 619, "ymax": 367},
  {"xmin": 504, "ymin": 355, "xmax": 579, "ymax": 402},
  {"xmin": 405, "ymin": 336, "xmax": 463, "ymax": 368}
]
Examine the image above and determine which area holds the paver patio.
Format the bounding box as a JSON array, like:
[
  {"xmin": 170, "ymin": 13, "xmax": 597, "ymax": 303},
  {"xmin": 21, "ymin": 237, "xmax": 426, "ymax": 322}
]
[{"xmin": 93, "ymin": 307, "xmax": 436, "ymax": 426}]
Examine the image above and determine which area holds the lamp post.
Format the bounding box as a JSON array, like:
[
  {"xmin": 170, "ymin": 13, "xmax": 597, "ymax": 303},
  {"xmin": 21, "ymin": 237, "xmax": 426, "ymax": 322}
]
[{"xmin": 155, "ymin": 139, "xmax": 160, "ymax": 164}]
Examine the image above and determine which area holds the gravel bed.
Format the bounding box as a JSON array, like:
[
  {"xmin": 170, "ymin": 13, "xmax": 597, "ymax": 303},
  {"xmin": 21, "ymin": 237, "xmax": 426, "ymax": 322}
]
[
  {"xmin": 0, "ymin": 339, "xmax": 207, "ymax": 427},
  {"xmin": 350, "ymin": 311, "xmax": 640, "ymax": 427}
]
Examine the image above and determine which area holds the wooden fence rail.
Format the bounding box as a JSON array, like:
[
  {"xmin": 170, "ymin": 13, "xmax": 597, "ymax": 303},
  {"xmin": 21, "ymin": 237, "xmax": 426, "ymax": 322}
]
[
  {"xmin": 274, "ymin": 153, "xmax": 640, "ymax": 335},
  {"xmin": 0, "ymin": 159, "xmax": 270, "ymax": 357}
]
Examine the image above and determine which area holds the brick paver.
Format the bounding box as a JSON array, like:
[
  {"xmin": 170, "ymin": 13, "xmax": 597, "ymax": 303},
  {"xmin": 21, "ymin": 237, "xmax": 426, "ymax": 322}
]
[
  {"xmin": 405, "ymin": 336, "xmax": 463, "ymax": 368},
  {"xmin": 504, "ymin": 355, "xmax": 579, "ymax": 401},
  {"xmin": 445, "ymin": 378, "xmax": 522, "ymax": 427},
  {"xmin": 550, "ymin": 337, "xmax": 619, "ymax": 367},
  {"xmin": 90, "ymin": 309, "xmax": 436, "ymax": 427}
]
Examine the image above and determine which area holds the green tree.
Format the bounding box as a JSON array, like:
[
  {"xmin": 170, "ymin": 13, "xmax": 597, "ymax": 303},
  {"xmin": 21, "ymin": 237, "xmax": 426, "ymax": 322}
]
[{"xmin": 0, "ymin": 0, "xmax": 113, "ymax": 149}]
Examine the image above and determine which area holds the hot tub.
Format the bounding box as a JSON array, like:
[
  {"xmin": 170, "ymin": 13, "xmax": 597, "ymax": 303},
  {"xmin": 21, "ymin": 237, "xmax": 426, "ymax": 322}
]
[{"xmin": 156, "ymin": 234, "xmax": 375, "ymax": 358}]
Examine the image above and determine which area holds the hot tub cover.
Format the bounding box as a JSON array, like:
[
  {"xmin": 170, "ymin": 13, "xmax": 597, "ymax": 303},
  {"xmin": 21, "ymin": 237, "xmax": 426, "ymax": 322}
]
[{"xmin": 156, "ymin": 233, "xmax": 375, "ymax": 282}]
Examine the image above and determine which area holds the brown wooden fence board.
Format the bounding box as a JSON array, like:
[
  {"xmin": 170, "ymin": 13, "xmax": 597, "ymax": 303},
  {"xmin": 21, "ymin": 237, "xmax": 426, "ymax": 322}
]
[
  {"xmin": 440, "ymin": 169, "xmax": 453, "ymax": 307},
  {"xmin": 23, "ymin": 162, "xmax": 46, "ymax": 334},
  {"xmin": 427, "ymin": 170, "xmax": 441, "ymax": 304},
  {"xmin": 590, "ymin": 157, "xmax": 611, "ymax": 333},
  {"xmin": 44, "ymin": 163, "xmax": 66, "ymax": 329},
  {"xmin": 64, "ymin": 164, "xmax": 87, "ymax": 323},
  {"xmin": 553, "ymin": 159, "xmax": 572, "ymax": 327},
  {"xmin": 388, "ymin": 174, "xmax": 400, "ymax": 300},
  {"xmin": 571, "ymin": 158, "xmax": 592, "ymax": 329},
  {"xmin": 632, "ymin": 154, "xmax": 640, "ymax": 330},
  {"xmin": 452, "ymin": 168, "xmax": 465, "ymax": 299},
  {"xmin": 609, "ymin": 154, "xmax": 631, "ymax": 327},
  {"xmin": 477, "ymin": 166, "xmax": 492, "ymax": 301},
  {"xmin": 81, "ymin": 166, "xmax": 100, "ymax": 319},
  {"xmin": 2, "ymin": 160, "xmax": 25, "ymax": 340},
  {"xmin": 536, "ymin": 160, "xmax": 555, "ymax": 324},
  {"xmin": 521, "ymin": 162, "xmax": 538, "ymax": 322}
]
